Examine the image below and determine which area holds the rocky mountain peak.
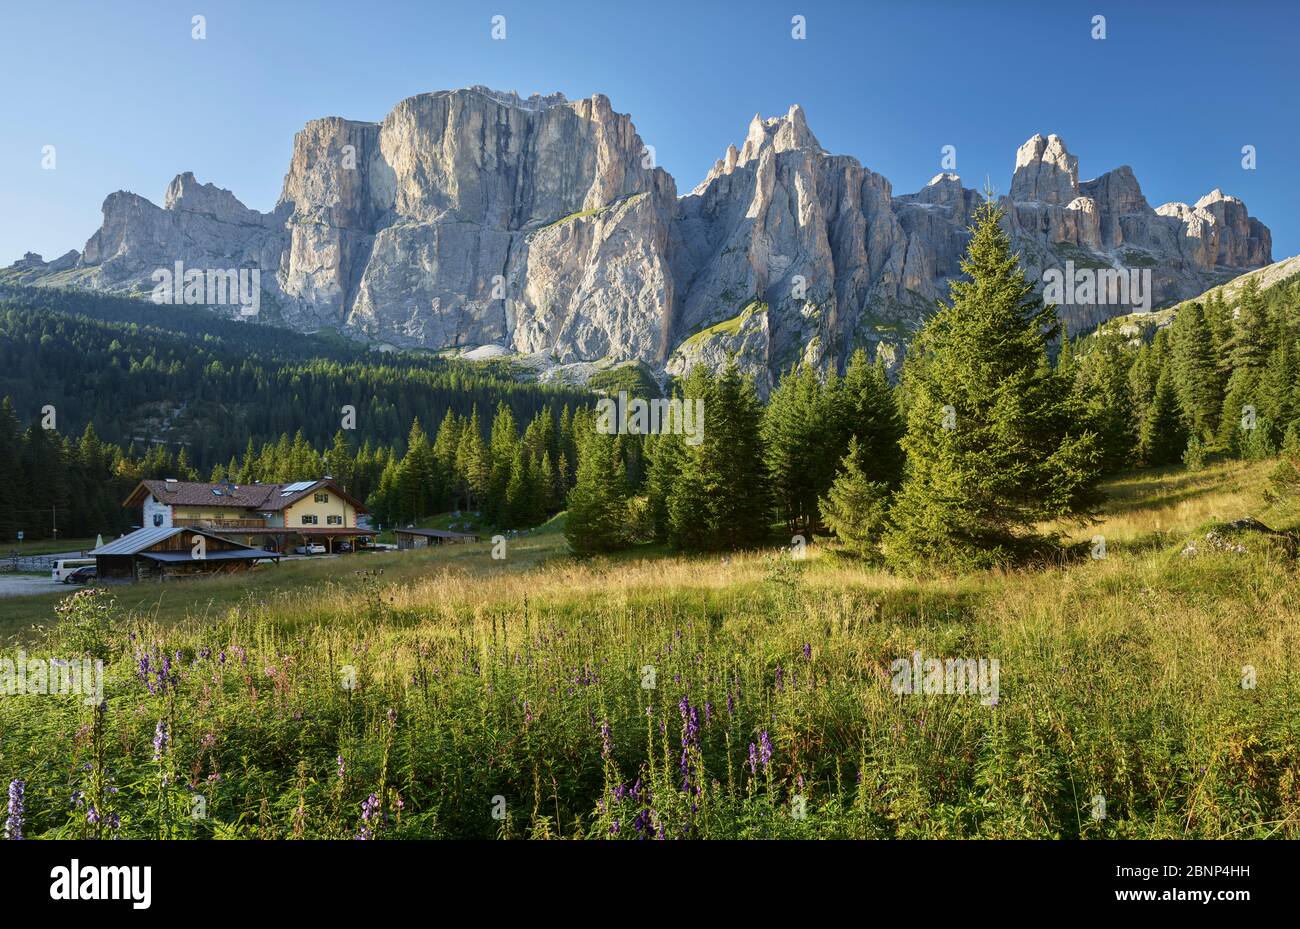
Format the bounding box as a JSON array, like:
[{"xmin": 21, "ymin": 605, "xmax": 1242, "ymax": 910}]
[
  {"xmin": 164, "ymin": 172, "xmax": 262, "ymax": 224},
  {"xmin": 736, "ymin": 104, "xmax": 823, "ymax": 166},
  {"xmin": 1196, "ymin": 188, "xmax": 1233, "ymax": 209},
  {"xmin": 461, "ymin": 85, "xmax": 569, "ymax": 111},
  {"xmin": 1011, "ymin": 132, "xmax": 1079, "ymax": 205}
]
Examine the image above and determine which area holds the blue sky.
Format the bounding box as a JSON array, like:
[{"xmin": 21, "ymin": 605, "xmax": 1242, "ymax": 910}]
[{"xmin": 3, "ymin": 0, "xmax": 1297, "ymax": 265}]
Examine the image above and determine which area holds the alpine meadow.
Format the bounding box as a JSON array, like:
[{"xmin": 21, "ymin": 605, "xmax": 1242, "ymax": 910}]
[{"xmin": 1, "ymin": 1, "xmax": 1298, "ymax": 907}]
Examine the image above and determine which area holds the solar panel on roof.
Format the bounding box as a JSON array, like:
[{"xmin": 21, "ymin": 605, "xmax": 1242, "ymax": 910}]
[{"xmin": 279, "ymin": 480, "xmax": 315, "ymax": 496}]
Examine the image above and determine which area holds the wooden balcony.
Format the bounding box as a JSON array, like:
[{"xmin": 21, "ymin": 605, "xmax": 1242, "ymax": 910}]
[{"xmin": 173, "ymin": 517, "xmax": 268, "ymax": 529}]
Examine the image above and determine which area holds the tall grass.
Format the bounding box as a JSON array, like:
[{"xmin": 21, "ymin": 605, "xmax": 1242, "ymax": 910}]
[{"xmin": 1, "ymin": 460, "xmax": 1296, "ymax": 839}]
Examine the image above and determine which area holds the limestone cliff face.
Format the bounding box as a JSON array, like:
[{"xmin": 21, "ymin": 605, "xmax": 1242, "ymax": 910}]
[
  {"xmin": 274, "ymin": 88, "xmax": 678, "ymax": 361},
  {"xmin": 9, "ymin": 89, "xmax": 1273, "ymax": 392}
]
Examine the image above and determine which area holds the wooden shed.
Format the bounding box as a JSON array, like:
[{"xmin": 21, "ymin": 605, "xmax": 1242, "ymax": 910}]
[
  {"xmin": 90, "ymin": 526, "xmax": 279, "ymax": 582},
  {"xmin": 394, "ymin": 528, "xmax": 481, "ymax": 550}
]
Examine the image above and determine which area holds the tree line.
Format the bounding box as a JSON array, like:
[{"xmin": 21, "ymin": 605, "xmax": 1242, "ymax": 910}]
[
  {"xmin": 564, "ymin": 200, "xmax": 1300, "ymax": 569},
  {"xmin": 0, "ymin": 285, "xmax": 592, "ymax": 472}
]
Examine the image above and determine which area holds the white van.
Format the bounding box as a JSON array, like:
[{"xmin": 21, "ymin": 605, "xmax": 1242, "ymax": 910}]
[{"xmin": 51, "ymin": 558, "xmax": 95, "ymax": 582}]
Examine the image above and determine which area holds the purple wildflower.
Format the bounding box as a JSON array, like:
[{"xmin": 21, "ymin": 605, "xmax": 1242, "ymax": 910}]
[
  {"xmin": 152, "ymin": 720, "xmax": 168, "ymax": 761},
  {"xmin": 356, "ymin": 793, "xmax": 381, "ymax": 840},
  {"xmin": 600, "ymin": 720, "xmax": 614, "ymax": 760},
  {"xmin": 5, "ymin": 779, "xmax": 24, "ymax": 840},
  {"xmin": 678, "ymin": 697, "xmax": 701, "ymax": 792}
]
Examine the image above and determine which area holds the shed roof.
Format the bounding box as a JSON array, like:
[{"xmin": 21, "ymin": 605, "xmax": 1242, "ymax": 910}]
[
  {"xmin": 141, "ymin": 549, "xmax": 278, "ymax": 563},
  {"xmin": 394, "ymin": 528, "xmax": 480, "ymax": 540},
  {"xmin": 90, "ymin": 526, "xmax": 261, "ymax": 556}
]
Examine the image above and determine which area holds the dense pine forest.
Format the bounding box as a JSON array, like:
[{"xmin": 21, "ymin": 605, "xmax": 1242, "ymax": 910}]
[{"xmin": 0, "ymin": 285, "xmax": 592, "ymax": 541}]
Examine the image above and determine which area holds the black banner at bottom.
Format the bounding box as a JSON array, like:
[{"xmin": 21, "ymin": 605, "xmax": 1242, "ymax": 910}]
[{"xmin": 0, "ymin": 839, "xmax": 1283, "ymax": 913}]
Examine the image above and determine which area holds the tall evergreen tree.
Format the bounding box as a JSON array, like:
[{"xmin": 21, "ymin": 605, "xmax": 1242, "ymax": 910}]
[
  {"xmin": 883, "ymin": 198, "xmax": 1103, "ymax": 569},
  {"xmin": 565, "ymin": 428, "xmax": 630, "ymax": 554},
  {"xmin": 819, "ymin": 437, "xmax": 890, "ymax": 558},
  {"xmin": 1170, "ymin": 300, "xmax": 1222, "ymax": 441},
  {"xmin": 839, "ymin": 349, "xmax": 906, "ymax": 488},
  {"xmin": 669, "ymin": 362, "xmax": 769, "ymax": 551},
  {"xmin": 1138, "ymin": 368, "xmax": 1188, "ymax": 466}
]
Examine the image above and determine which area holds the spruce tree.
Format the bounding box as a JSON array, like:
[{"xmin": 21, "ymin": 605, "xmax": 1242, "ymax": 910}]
[
  {"xmin": 565, "ymin": 428, "xmax": 630, "ymax": 554},
  {"xmin": 1138, "ymin": 369, "xmax": 1188, "ymax": 466},
  {"xmin": 839, "ymin": 349, "xmax": 905, "ymax": 488},
  {"xmin": 1170, "ymin": 300, "xmax": 1222, "ymax": 441},
  {"xmin": 883, "ymin": 198, "xmax": 1103, "ymax": 569},
  {"xmin": 818, "ymin": 437, "xmax": 890, "ymax": 557},
  {"xmin": 1073, "ymin": 332, "xmax": 1136, "ymax": 473},
  {"xmin": 669, "ymin": 362, "xmax": 769, "ymax": 550},
  {"xmin": 762, "ymin": 364, "xmax": 827, "ymax": 535},
  {"xmin": 644, "ymin": 428, "xmax": 684, "ymax": 543}
]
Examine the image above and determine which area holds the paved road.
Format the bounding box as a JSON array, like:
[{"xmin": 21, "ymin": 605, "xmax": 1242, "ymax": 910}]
[{"xmin": 0, "ymin": 574, "xmax": 66, "ymax": 598}]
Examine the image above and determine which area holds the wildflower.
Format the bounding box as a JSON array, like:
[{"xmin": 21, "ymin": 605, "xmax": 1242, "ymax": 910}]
[
  {"xmin": 747, "ymin": 742, "xmax": 759, "ymax": 776},
  {"xmin": 632, "ymin": 808, "xmax": 651, "ymax": 840},
  {"xmin": 356, "ymin": 793, "xmax": 381, "ymax": 840},
  {"xmin": 5, "ymin": 780, "xmax": 24, "ymax": 840},
  {"xmin": 803, "ymin": 643, "xmax": 812, "ymax": 660},
  {"xmin": 152, "ymin": 720, "xmax": 168, "ymax": 761},
  {"xmin": 600, "ymin": 720, "xmax": 614, "ymax": 760},
  {"xmin": 678, "ymin": 696, "xmax": 701, "ymax": 792},
  {"xmin": 337, "ymin": 755, "xmax": 346, "ymax": 780},
  {"xmin": 759, "ymin": 730, "xmax": 773, "ymax": 770}
]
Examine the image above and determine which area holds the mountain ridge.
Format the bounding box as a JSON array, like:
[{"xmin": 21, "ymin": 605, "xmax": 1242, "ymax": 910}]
[{"xmin": 5, "ymin": 86, "xmax": 1273, "ymax": 393}]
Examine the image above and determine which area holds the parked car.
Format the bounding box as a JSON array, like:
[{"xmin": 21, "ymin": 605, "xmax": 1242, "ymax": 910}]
[
  {"xmin": 294, "ymin": 544, "xmax": 327, "ymax": 555},
  {"xmin": 63, "ymin": 565, "xmax": 97, "ymax": 584},
  {"xmin": 51, "ymin": 558, "xmax": 96, "ymax": 582},
  {"xmin": 337, "ymin": 541, "xmax": 352, "ymax": 553}
]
